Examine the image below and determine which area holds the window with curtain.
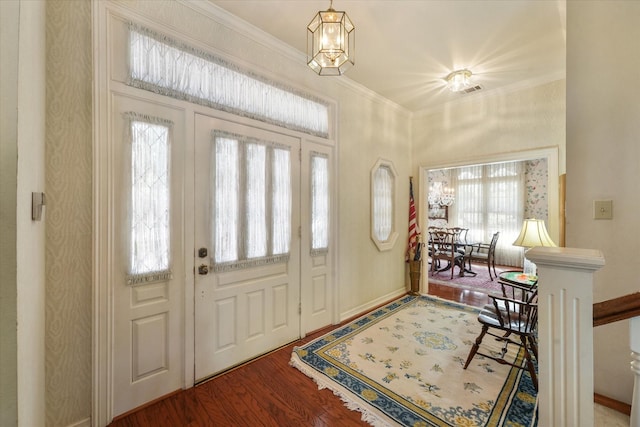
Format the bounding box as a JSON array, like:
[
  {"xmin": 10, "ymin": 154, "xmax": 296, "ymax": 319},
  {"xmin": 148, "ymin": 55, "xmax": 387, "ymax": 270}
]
[
  {"xmin": 370, "ymin": 159, "xmax": 398, "ymax": 251},
  {"xmin": 373, "ymin": 166, "xmax": 393, "ymax": 242},
  {"xmin": 454, "ymin": 161, "xmax": 525, "ymax": 266},
  {"xmin": 311, "ymin": 154, "xmax": 329, "ymax": 254},
  {"xmin": 212, "ymin": 131, "xmax": 291, "ymax": 271},
  {"xmin": 125, "ymin": 113, "xmax": 173, "ymax": 285},
  {"xmin": 128, "ymin": 24, "xmax": 329, "ymax": 138}
]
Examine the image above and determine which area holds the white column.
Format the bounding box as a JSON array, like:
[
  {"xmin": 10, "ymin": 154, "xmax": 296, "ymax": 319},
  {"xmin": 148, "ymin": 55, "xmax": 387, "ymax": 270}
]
[
  {"xmin": 630, "ymin": 317, "xmax": 640, "ymax": 427},
  {"xmin": 527, "ymin": 247, "xmax": 605, "ymax": 427}
]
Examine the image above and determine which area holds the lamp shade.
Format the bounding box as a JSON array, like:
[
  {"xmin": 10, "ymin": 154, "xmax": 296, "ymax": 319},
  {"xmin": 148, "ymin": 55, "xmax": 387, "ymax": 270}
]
[{"xmin": 512, "ymin": 219, "xmax": 556, "ymax": 248}]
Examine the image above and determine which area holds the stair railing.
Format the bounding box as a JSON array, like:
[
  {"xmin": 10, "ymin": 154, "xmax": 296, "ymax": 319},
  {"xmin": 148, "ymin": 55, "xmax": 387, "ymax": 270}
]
[{"xmin": 593, "ymin": 291, "xmax": 640, "ymax": 425}]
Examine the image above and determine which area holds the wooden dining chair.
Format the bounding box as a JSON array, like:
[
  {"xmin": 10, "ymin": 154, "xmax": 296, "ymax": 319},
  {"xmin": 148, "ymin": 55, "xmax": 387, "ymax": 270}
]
[
  {"xmin": 428, "ymin": 229, "xmax": 465, "ymax": 279},
  {"xmin": 449, "ymin": 227, "xmax": 470, "ymax": 256},
  {"xmin": 463, "ymin": 282, "xmax": 538, "ymax": 390},
  {"xmin": 467, "ymin": 231, "xmax": 500, "ymax": 280}
]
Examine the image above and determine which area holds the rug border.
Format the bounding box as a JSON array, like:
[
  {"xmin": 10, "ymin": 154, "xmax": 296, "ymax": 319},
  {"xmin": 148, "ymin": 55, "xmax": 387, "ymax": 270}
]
[
  {"xmin": 290, "ymin": 352, "xmax": 398, "ymax": 427},
  {"xmin": 290, "ymin": 294, "xmax": 421, "ymax": 427}
]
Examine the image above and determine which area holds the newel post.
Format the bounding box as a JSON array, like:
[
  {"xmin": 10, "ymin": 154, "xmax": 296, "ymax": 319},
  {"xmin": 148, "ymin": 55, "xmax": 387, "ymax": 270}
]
[{"xmin": 527, "ymin": 247, "xmax": 605, "ymax": 427}]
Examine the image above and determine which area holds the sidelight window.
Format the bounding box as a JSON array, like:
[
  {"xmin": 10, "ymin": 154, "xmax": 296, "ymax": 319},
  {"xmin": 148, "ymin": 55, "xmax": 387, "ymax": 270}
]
[
  {"xmin": 125, "ymin": 113, "xmax": 173, "ymax": 285},
  {"xmin": 311, "ymin": 154, "xmax": 329, "ymax": 254}
]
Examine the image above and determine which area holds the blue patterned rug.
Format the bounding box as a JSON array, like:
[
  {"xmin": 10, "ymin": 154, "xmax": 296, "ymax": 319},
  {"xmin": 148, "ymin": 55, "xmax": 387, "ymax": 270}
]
[{"xmin": 290, "ymin": 295, "xmax": 537, "ymax": 427}]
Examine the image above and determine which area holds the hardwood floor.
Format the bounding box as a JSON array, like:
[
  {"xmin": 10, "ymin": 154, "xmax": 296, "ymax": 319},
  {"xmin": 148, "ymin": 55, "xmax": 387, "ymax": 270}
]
[{"xmin": 109, "ymin": 283, "xmax": 489, "ymax": 427}]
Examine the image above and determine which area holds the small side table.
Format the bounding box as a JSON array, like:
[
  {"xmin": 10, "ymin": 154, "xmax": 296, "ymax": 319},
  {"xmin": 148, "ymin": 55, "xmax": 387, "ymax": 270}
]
[{"xmin": 498, "ymin": 270, "xmax": 538, "ymax": 288}]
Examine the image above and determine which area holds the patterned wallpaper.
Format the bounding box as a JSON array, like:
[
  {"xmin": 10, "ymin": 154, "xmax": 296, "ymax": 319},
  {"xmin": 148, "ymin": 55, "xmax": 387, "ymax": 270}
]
[
  {"xmin": 45, "ymin": 1, "xmax": 92, "ymax": 425},
  {"xmin": 524, "ymin": 158, "xmax": 549, "ymax": 221}
]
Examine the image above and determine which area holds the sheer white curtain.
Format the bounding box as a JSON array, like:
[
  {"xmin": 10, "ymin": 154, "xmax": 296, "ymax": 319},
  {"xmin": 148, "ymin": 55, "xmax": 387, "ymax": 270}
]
[
  {"xmin": 245, "ymin": 143, "xmax": 267, "ymax": 258},
  {"xmin": 454, "ymin": 162, "xmax": 525, "ymax": 267},
  {"xmin": 372, "ymin": 166, "xmax": 393, "ymax": 242},
  {"xmin": 125, "ymin": 113, "xmax": 173, "ymax": 285},
  {"xmin": 272, "ymin": 148, "xmax": 291, "ymax": 255},
  {"xmin": 214, "ymin": 137, "xmax": 239, "ymax": 264},
  {"xmin": 311, "ymin": 154, "xmax": 329, "ymax": 253},
  {"xmin": 213, "ymin": 132, "xmax": 292, "ymax": 271},
  {"xmin": 128, "ymin": 25, "xmax": 329, "ymax": 137}
]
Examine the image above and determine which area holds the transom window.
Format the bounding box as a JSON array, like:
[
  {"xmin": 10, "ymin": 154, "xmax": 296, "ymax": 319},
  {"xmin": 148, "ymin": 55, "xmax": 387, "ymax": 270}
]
[{"xmin": 128, "ymin": 24, "xmax": 329, "ymax": 138}]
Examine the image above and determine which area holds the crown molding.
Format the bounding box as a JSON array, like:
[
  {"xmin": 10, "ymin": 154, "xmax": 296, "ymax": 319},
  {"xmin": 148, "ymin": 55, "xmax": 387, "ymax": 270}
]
[{"xmin": 178, "ymin": 0, "xmax": 411, "ymax": 117}]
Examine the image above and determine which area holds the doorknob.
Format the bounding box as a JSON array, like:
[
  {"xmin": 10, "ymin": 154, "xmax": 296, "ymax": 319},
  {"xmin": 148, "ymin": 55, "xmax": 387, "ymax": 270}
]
[{"xmin": 198, "ymin": 265, "xmax": 209, "ymax": 275}]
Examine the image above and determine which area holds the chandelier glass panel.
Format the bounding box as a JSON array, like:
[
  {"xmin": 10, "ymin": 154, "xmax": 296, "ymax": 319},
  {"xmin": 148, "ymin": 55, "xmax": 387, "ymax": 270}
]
[
  {"xmin": 307, "ymin": 1, "xmax": 355, "ymax": 76},
  {"xmin": 428, "ymin": 182, "xmax": 455, "ymax": 207}
]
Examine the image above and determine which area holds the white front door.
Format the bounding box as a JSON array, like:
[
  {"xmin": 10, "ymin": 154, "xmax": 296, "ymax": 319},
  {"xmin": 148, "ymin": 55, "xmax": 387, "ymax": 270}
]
[{"xmin": 194, "ymin": 115, "xmax": 302, "ymax": 381}]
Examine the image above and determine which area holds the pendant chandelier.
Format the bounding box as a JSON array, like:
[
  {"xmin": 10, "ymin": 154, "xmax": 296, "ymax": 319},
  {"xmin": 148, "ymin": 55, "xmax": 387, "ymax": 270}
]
[
  {"xmin": 307, "ymin": 0, "xmax": 355, "ymax": 76},
  {"xmin": 428, "ymin": 182, "xmax": 455, "ymax": 207}
]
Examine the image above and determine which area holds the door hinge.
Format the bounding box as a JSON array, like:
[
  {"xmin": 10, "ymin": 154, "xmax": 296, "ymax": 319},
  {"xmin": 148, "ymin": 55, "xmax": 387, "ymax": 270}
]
[
  {"xmin": 299, "ymin": 148, "xmax": 302, "ymax": 161},
  {"xmin": 298, "ymin": 302, "xmax": 302, "ymax": 315},
  {"xmin": 298, "ymin": 226, "xmax": 302, "ymax": 238}
]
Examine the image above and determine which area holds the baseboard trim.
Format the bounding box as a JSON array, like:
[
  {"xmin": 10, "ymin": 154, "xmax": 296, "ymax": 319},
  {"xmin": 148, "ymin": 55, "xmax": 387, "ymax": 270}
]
[
  {"xmin": 339, "ymin": 288, "xmax": 406, "ymax": 322},
  {"xmin": 594, "ymin": 393, "xmax": 632, "ymax": 416},
  {"xmin": 66, "ymin": 417, "xmax": 90, "ymax": 427},
  {"xmin": 111, "ymin": 389, "xmax": 182, "ymax": 422}
]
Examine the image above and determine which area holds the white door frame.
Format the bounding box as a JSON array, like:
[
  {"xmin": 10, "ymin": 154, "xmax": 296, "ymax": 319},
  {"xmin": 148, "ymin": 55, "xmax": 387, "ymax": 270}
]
[{"xmin": 418, "ymin": 146, "xmax": 560, "ymax": 295}]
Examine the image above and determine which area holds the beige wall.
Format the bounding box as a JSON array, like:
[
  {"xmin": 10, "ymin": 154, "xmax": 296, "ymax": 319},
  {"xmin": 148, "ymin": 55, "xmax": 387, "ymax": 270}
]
[
  {"xmin": 567, "ymin": 1, "xmax": 640, "ymax": 404},
  {"xmin": 412, "ymin": 79, "xmax": 566, "ymax": 174},
  {"xmin": 1, "ymin": 1, "xmax": 20, "ymax": 425},
  {"xmin": 412, "ymin": 79, "xmax": 566, "ymax": 245}
]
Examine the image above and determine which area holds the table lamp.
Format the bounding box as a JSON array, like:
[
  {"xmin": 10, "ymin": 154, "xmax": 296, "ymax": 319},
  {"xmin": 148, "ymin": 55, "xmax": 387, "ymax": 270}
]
[{"xmin": 512, "ymin": 218, "xmax": 556, "ymax": 276}]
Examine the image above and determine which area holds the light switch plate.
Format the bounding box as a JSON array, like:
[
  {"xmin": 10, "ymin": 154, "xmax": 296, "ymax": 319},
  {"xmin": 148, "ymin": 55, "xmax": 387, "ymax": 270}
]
[{"xmin": 593, "ymin": 200, "xmax": 613, "ymax": 220}]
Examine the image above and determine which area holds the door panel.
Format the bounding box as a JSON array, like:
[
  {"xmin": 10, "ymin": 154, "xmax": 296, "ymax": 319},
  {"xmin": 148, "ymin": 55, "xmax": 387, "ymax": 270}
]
[
  {"xmin": 300, "ymin": 144, "xmax": 335, "ymax": 333},
  {"xmin": 194, "ymin": 115, "xmax": 301, "ymax": 381},
  {"xmin": 111, "ymin": 95, "xmax": 184, "ymax": 416}
]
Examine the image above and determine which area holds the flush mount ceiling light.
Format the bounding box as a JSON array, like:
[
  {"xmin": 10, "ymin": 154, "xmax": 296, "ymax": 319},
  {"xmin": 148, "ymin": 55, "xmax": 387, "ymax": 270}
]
[
  {"xmin": 307, "ymin": 0, "xmax": 355, "ymax": 76},
  {"xmin": 445, "ymin": 69, "xmax": 473, "ymax": 92}
]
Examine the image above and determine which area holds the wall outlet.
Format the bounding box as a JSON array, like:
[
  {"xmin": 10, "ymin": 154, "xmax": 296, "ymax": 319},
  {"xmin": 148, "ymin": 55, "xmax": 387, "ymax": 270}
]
[{"xmin": 593, "ymin": 200, "xmax": 613, "ymax": 220}]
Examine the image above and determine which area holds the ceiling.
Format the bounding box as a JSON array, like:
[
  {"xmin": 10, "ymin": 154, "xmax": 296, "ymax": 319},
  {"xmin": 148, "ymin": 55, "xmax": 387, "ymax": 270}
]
[{"xmin": 209, "ymin": 0, "xmax": 566, "ymax": 113}]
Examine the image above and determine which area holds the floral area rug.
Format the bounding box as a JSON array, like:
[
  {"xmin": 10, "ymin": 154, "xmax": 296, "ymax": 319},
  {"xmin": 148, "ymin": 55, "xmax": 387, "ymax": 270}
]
[{"xmin": 290, "ymin": 295, "xmax": 537, "ymax": 427}]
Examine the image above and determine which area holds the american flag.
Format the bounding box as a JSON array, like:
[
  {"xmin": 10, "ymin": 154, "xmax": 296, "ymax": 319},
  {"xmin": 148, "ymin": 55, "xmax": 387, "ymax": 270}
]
[{"xmin": 406, "ymin": 178, "xmax": 421, "ymax": 261}]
